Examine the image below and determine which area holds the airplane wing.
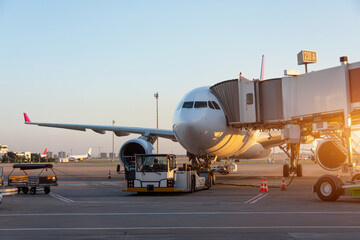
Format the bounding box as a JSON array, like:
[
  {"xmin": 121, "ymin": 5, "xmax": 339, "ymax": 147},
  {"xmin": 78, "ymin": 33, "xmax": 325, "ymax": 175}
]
[
  {"xmin": 23, "ymin": 113, "xmax": 177, "ymax": 142},
  {"xmin": 256, "ymin": 132, "xmax": 284, "ymax": 149}
]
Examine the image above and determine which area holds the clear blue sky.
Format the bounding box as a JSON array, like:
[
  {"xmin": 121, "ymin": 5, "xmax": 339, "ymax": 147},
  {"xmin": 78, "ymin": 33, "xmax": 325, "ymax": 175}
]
[{"xmin": 0, "ymin": 0, "xmax": 359, "ymax": 155}]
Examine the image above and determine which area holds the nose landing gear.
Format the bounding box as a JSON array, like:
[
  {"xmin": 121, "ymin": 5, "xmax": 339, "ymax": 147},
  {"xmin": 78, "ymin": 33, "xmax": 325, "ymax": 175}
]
[{"xmin": 280, "ymin": 143, "xmax": 303, "ymax": 177}]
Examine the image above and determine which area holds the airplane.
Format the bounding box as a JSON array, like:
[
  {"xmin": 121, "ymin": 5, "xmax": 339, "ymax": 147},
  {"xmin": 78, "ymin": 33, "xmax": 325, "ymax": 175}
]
[
  {"xmin": 67, "ymin": 148, "xmax": 92, "ymax": 161},
  {"xmin": 23, "ymin": 56, "xmax": 309, "ymax": 176},
  {"xmin": 40, "ymin": 148, "xmax": 47, "ymax": 158}
]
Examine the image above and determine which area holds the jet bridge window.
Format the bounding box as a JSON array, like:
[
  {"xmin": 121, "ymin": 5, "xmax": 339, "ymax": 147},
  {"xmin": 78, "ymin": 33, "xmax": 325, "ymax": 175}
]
[
  {"xmin": 246, "ymin": 93, "xmax": 254, "ymax": 105},
  {"xmin": 182, "ymin": 101, "xmax": 194, "ymax": 109},
  {"xmin": 194, "ymin": 101, "xmax": 207, "ymax": 108}
]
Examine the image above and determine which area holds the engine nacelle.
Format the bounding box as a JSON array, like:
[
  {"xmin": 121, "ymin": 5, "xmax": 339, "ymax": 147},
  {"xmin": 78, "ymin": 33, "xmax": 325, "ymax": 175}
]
[
  {"xmin": 119, "ymin": 138, "xmax": 154, "ymax": 169},
  {"xmin": 235, "ymin": 143, "xmax": 271, "ymax": 159},
  {"xmin": 316, "ymin": 139, "xmax": 346, "ymax": 171}
]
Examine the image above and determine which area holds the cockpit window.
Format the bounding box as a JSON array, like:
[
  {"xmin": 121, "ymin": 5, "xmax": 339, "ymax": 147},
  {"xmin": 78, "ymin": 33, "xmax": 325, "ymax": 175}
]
[
  {"xmin": 194, "ymin": 101, "xmax": 207, "ymax": 108},
  {"xmin": 208, "ymin": 101, "xmax": 215, "ymax": 109},
  {"xmin": 211, "ymin": 101, "xmax": 221, "ymax": 110},
  {"xmin": 176, "ymin": 101, "xmax": 183, "ymax": 111},
  {"xmin": 182, "ymin": 101, "xmax": 194, "ymax": 109}
]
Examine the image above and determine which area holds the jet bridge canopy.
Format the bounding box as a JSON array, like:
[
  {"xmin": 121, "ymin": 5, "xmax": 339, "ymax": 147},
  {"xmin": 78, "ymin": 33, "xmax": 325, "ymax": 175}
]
[
  {"xmin": 211, "ymin": 59, "xmax": 360, "ymax": 130},
  {"xmin": 210, "ymin": 79, "xmax": 240, "ymax": 124},
  {"xmin": 210, "ymin": 76, "xmax": 284, "ymax": 126}
]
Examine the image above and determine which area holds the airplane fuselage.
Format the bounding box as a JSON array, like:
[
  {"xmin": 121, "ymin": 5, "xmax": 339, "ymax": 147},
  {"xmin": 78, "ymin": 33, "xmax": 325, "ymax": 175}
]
[{"xmin": 173, "ymin": 87, "xmax": 265, "ymax": 159}]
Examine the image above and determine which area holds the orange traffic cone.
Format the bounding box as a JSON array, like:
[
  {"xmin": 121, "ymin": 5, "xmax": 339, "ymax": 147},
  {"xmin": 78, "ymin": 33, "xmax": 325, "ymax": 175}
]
[
  {"xmin": 108, "ymin": 170, "xmax": 111, "ymax": 179},
  {"xmin": 280, "ymin": 177, "xmax": 286, "ymax": 191},
  {"xmin": 260, "ymin": 179, "xmax": 264, "ymax": 192},
  {"xmin": 263, "ymin": 178, "xmax": 269, "ymax": 192}
]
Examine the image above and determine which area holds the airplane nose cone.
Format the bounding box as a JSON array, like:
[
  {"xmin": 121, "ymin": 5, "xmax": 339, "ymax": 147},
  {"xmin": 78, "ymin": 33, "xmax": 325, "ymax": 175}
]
[{"xmin": 173, "ymin": 119, "xmax": 213, "ymax": 155}]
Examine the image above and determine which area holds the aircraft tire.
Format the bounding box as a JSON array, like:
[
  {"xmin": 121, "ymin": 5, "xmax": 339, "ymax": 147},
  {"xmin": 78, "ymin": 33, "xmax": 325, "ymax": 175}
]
[
  {"xmin": 283, "ymin": 164, "xmax": 290, "ymax": 177},
  {"xmin": 44, "ymin": 187, "xmax": 51, "ymax": 194},
  {"xmin": 297, "ymin": 164, "xmax": 303, "ymax": 177}
]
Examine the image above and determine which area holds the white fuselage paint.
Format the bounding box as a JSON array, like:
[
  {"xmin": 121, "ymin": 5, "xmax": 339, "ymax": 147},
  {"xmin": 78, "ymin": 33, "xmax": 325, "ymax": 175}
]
[{"xmin": 172, "ymin": 87, "xmax": 269, "ymax": 159}]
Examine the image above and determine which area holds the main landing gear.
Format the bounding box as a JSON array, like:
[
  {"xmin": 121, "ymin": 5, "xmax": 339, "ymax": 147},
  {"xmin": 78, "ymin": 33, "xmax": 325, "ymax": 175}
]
[{"xmin": 280, "ymin": 143, "xmax": 303, "ymax": 177}]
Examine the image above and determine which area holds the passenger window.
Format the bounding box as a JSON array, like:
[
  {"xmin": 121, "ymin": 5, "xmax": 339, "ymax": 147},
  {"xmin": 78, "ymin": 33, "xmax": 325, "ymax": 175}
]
[
  {"xmin": 194, "ymin": 101, "xmax": 207, "ymax": 108},
  {"xmin": 246, "ymin": 93, "xmax": 254, "ymax": 105},
  {"xmin": 182, "ymin": 101, "xmax": 194, "ymax": 109},
  {"xmin": 208, "ymin": 101, "xmax": 215, "ymax": 109},
  {"xmin": 211, "ymin": 101, "xmax": 221, "ymax": 110}
]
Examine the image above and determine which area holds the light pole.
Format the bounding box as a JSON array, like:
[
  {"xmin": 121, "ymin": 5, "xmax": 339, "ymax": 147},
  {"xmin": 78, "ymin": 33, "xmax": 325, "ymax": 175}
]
[
  {"xmin": 154, "ymin": 92, "xmax": 159, "ymax": 153},
  {"xmin": 112, "ymin": 120, "xmax": 115, "ymax": 162}
]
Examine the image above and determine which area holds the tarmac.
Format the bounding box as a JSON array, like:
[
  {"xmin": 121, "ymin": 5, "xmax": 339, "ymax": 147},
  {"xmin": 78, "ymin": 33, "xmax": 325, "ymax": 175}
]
[{"xmin": 1, "ymin": 161, "xmax": 360, "ymax": 240}]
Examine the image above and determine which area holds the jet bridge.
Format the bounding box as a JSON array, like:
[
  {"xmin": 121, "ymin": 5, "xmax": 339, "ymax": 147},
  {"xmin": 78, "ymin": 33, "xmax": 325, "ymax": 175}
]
[{"xmin": 210, "ymin": 57, "xmax": 360, "ymax": 177}]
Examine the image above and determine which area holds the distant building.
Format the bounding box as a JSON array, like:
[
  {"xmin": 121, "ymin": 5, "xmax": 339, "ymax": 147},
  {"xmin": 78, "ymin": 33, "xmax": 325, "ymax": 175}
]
[
  {"xmin": 15, "ymin": 152, "xmax": 31, "ymax": 159},
  {"xmin": 109, "ymin": 153, "xmax": 117, "ymax": 159},
  {"xmin": 100, "ymin": 153, "xmax": 107, "ymax": 158},
  {"xmin": 56, "ymin": 158, "xmax": 69, "ymax": 163},
  {"xmin": 58, "ymin": 151, "xmax": 67, "ymax": 158},
  {"xmin": 46, "ymin": 152, "xmax": 54, "ymax": 158},
  {"xmin": 0, "ymin": 144, "xmax": 8, "ymax": 157}
]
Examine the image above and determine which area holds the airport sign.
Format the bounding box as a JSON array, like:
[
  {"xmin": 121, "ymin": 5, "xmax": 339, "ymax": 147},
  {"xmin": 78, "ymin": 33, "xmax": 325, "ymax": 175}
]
[{"xmin": 297, "ymin": 50, "xmax": 317, "ymax": 65}]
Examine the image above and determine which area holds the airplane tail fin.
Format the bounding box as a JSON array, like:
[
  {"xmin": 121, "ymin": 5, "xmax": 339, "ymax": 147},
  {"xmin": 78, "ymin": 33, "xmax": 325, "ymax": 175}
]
[
  {"xmin": 24, "ymin": 113, "xmax": 31, "ymax": 123},
  {"xmin": 260, "ymin": 54, "xmax": 265, "ymax": 80},
  {"xmin": 42, "ymin": 148, "xmax": 47, "ymax": 155},
  {"xmin": 88, "ymin": 148, "xmax": 92, "ymax": 157}
]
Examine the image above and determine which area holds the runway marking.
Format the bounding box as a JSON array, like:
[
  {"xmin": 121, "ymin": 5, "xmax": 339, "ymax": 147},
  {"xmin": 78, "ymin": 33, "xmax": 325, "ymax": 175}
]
[
  {"xmin": 244, "ymin": 193, "xmax": 268, "ymax": 204},
  {"xmin": 59, "ymin": 183, "xmax": 88, "ymax": 186},
  {"xmin": 2, "ymin": 211, "xmax": 360, "ymax": 217},
  {"xmin": 49, "ymin": 193, "xmax": 75, "ymax": 203},
  {"xmin": 2, "ymin": 226, "xmax": 360, "ymax": 231}
]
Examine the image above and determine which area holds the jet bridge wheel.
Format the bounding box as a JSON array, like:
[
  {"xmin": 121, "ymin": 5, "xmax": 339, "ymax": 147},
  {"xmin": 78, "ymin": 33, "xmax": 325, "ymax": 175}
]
[
  {"xmin": 315, "ymin": 175, "xmax": 342, "ymax": 202},
  {"xmin": 283, "ymin": 164, "xmax": 290, "ymax": 177}
]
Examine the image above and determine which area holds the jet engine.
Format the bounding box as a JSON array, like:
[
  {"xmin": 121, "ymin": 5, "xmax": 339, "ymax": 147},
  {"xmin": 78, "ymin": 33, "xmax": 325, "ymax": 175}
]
[
  {"xmin": 119, "ymin": 138, "xmax": 154, "ymax": 168},
  {"xmin": 316, "ymin": 139, "xmax": 346, "ymax": 171},
  {"xmin": 235, "ymin": 143, "xmax": 272, "ymax": 159}
]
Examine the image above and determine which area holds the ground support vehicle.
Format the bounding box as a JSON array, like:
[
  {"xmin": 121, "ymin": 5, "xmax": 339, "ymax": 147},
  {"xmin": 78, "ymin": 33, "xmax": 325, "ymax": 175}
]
[
  {"xmin": 8, "ymin": 164, "xmax": 58, "ymax": 195},
  {"xmin": 313, "ymin": 174, "xmax": 360, "ymax": 201},
  {"xmin": 211, "ymin": 162, "xmax": 237, "ymax": 175},
  {"xmin": 122, "ymin": 154, "xmax": 212, "ymax": 193}
]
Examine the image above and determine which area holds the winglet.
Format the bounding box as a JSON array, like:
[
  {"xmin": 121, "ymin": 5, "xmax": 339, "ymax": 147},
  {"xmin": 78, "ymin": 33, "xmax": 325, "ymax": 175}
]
[
  {"xmin": 260, "ymin": 54, "xmax": 265, "ymax": 80},
  {"xmin": 23, "ymin": 113, "xmax": 31, "ymax": 123}
]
